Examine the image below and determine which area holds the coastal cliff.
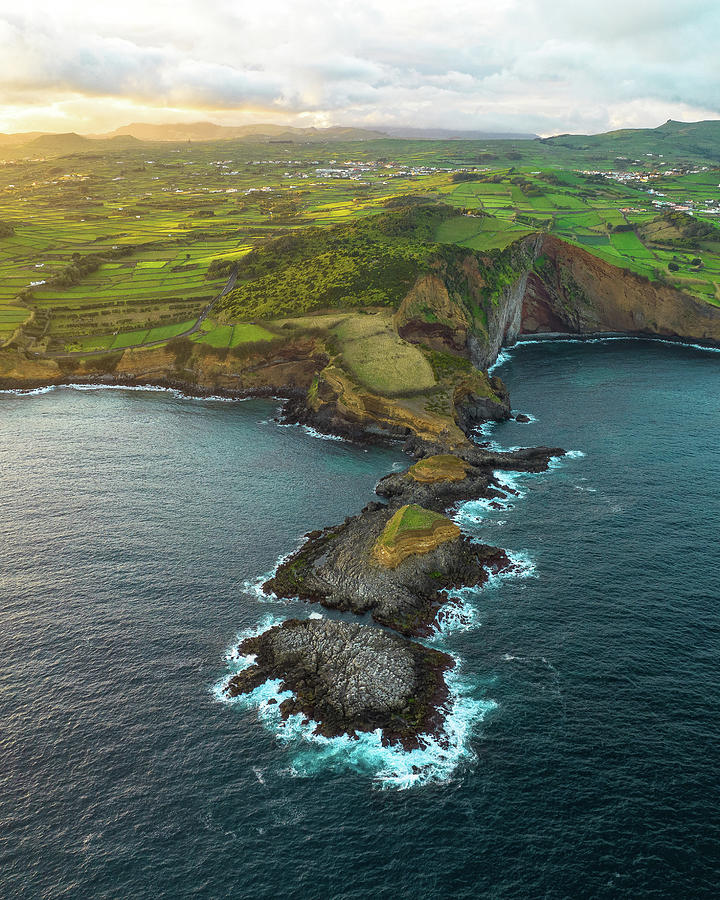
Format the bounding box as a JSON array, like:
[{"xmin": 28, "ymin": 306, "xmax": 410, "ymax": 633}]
[
  {"xmin": 5, "ymin": 212, "xmax": 719, "ymax": 453},
  {"xmin": 523, "ymin": 235, "xmax": 720, "ymax": 343},
  {"xmin": 11, "ymin": 220, "xmax": 719, "ymax": 749},
  {"xmin": 393, "ymin": 232, "xmax": 720, "ymax": 369}
]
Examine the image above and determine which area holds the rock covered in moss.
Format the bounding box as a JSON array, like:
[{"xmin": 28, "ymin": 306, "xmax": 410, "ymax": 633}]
[
  {"xmin": 226, "ymin": 617, "xmax": 453, "ymax": 747},
  {"xmin": 264, "ymin": 502, "xmax": 508, "ymax": 635},
  {"xmin": 373, "ymin": 504, "xmax": 461, "ymax": 568},
  {"xmin": 408, "ymin": 454, "xmax": 470, "ymax": 484},
  {"xmin": 377, "ymin": 453, "xmax": 500, "ymax": 509},
  {"xmin": 454, "ymin": 374, "xmax": 512, "ymax": 429}
]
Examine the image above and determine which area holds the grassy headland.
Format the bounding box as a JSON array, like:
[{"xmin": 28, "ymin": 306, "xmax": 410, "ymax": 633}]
[{"xmin": 1, "ymin": 123, "xmax": 719, "ymax": 448}]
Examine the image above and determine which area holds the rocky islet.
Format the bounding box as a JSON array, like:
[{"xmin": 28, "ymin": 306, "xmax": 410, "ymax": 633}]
[{"xmin": 227, "ymin": 433, "xmax": 565, "ymax": 745}]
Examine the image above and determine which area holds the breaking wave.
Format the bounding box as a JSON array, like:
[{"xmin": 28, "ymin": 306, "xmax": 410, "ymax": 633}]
[
  {"xmin": 515, "ymin": 334, "xmax": 720, "ymax": 355},
  {"xmin": 488, "ymin": 347, "xmax": 514, "ymax": 374},
  {"xmin": 0, "ymin": 382, "xmax": 253, "ymax": 403},
  {"xmin": 214, "ymin": 630, "xmax": 496, "ymax": 790}
]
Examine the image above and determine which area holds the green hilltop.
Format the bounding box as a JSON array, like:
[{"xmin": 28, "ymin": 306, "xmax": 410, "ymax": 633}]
[{"xmin": 542, "ymin": 119, "xmax": 720, "ymax": 163}]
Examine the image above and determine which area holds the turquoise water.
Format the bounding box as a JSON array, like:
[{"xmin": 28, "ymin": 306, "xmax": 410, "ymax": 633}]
[{"xmin": 2, "ymin": 341, "xmax": 720, "ymax": 898}]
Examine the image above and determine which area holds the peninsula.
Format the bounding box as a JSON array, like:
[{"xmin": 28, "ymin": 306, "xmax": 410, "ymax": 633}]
[{"xmin": 2, "ymin": 123, "xmax": 719, "ymax": 746}]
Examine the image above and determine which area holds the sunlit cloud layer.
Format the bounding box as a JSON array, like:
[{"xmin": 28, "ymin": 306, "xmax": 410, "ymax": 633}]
[{"xmin": 0, "ymin": 0, "xmax": 718, "ymax": 134}]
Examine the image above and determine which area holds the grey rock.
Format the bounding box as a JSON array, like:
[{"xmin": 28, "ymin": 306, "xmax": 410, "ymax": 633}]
[
  {"xmin": 226, "ymin": 618, "xmax": 453, "ymax": 746},
  {"xmin": 264, "ymin": 503, "xmax": 508, "ymax": 635}
]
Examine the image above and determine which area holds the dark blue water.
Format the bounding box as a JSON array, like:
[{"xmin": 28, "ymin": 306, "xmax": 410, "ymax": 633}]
[{"xmin": 1, "ymin": 342, "xmax": 719, "ymax": 898}]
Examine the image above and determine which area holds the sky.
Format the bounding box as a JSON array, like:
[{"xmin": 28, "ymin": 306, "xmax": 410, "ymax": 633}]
[{"xmin": 0, "ymin": 0, "xmax": 718, "ymax": 136}]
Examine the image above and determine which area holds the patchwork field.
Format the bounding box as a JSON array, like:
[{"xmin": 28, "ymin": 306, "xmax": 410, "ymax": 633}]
[{"xmin": 0, "ymin": 130, "xmax": 718, "ymax": 353}]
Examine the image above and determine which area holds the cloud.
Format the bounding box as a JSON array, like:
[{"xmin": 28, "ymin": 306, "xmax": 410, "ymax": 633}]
[{"xmin": 0, "ymin": 0, "xmax": 718, "ymax": 134}]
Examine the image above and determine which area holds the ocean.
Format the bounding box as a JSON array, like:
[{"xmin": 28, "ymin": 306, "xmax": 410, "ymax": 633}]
[{"xmin": 2, "ymin": 339, "xmax": 719, "ymax": 898}]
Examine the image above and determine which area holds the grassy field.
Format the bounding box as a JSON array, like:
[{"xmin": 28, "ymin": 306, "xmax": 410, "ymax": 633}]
[
  {"xmin": 332, "ymin": 313, "xmax": 436, "ymax": 397},
  {"xmin": 190, "ymin": 321, "xmax": 276, "ymax": 347},
  {"xmin": 0, "ymin": 127, "xmax": 718, "ymax": 351},
  {"xmin": 379, "ymin": 504, "xmax": 447, "ymax": 541}
]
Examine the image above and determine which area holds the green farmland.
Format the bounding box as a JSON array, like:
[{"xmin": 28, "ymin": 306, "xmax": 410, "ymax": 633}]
[{"xmin": 0, "ymin": 120, "xmax": 719, "ymax": 355}]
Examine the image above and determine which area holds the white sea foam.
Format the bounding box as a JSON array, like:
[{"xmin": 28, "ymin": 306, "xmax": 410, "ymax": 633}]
[
  {"xmin": 241, "ymin": 569, "xmax": 280, "ymax": 603},
  {"xmin": 471, "ymin": 429, "xmax": 505, "ymax": 453},
  {"xmin": 231, "ymin": 658, "xmax": 496, "ymax": 790},
  {"xmin": 271, "ymin": 415, "xmax": 346, "ymax": 442},
  {"xmin": 488, "ymin": 347, "xmax": 513, "ymax": 373},
  {"xmin": 453, "ymin": 492, "xmax": 514, "ymax": 527},
  {"xmin": 452, "ymin": 469, "xmax": 532, "ymax": 529},
  {"xmin": 211, "ymin": 614, "xmax": 286, "ymax": 703},
  {"xmin": 241, "ymin": 533, "xmax": 317, "ymax": 603},
  {"xmin": 0, "ymin": 385, "xmax": 55, "ymax": 396},
  {"xmin": 431, "ymin": 547, "xmax": 536, "ymax": 641},
  {"xmin": 515, "ymin": 334, "xmax": 720, "ymax": 356},
  {"xmin": 432, "ymin": 592, "xmax": 478, "ymax": 635},
  {"xmin": 548, "ymin": 449, "xmax": 586, "ymax": 471},
  {"xmin": 213, "ymin": 619, "xmax": 496, "ymax": 789},
  {"xmin": 493, "ymin": 469, "xmax": 529, "ymax": 497},
  {"xmin": 485, "ymin": 549, "xmax": 537, "ymax": 586},
  {"xmin": 0, "ymin": 381, "xmax": 253, "ymax": 403}
]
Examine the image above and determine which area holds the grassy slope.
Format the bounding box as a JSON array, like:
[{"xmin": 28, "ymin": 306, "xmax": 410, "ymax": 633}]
[
  {"xmin": 408, "ymin": 455, "xmax": 469, "ymax": 483},
  {"xmin": 376, "ymin": 504, "xmax": 451, "ymax": 549},
  {"xmin": 217, "ymin": 203, "xmax": 449, "ymax": 320},
  {"xmin": 332, "ymin": 314, "xmax": 436, "ymax": 397}
]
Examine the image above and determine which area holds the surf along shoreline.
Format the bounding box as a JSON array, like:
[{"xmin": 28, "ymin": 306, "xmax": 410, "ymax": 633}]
[
  {"xmin": 9, "ymin": 330, "xmax": 718, "ymax": 758},
  {"xmin": 1, "ymin": 350, "xmax": 567, "ymax": 758}
]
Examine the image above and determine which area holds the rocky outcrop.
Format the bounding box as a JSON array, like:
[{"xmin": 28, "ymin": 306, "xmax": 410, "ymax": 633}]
[
  {"xmin": 392, "ymin": 239, "xmax": 540, "ymax": 372},
  {"xmin": 377, "ymin": 455, "xmax": 496, "ymax": 509},
  {"xmin": 376, "ymin": 445, "xmax": 563, "ymax": 510},
  {"xmin": 225, "ymin": 618, "xmax": 453, "ymax": 747},
  {"xmin": 0, "ymin": 338, "xmax": 326, "ymax": 397},
  {"xmin": 468, "ymin": 265, "xmax": 536, "ymax": 369},
  {"xmin": 239, "ymin": 439, "xmax": 564, "ymax": 741},
  {"xmin": 393, "ymin": 233, "xmax": 720, "ymax": 373},
  {"xmin": 264, "ymin": 500, "xmax": 509, "ymax": 636},
  {"xmin": 453, "ymin": 374, "xmax": 511, "ymax": 428},
  {"xmin": 281, "ymin": 363, "xmax": 469, "ymax": 447},
  {"xmin": 402, "ymin": 438, "xmax": 566, "ymax": 470},
  {"xmin": 450, "ymin": 231, "xmax": 720, "ymax": 363},
  {"xmin": 264, "ymin": 440, "xmax": 564, "ymax": 635},
  {"xmin": 394, "ymin": 273, "xmax": 471, "ymax": 353}
]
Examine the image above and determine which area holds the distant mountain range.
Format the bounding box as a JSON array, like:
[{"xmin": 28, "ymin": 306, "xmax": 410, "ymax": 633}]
[
  {"xmin": 0, "ymin": 118, "xmax": 718, "ymax": 161},
  {"xmin": 102, "ymin": 122, "xmax": 540, "ymax": 142},
  {"xmin": 99, "ymin": 122, "xmax": 390, "ymax": 142},
  {"xmin": 381, "ymin": 126, "xmax": 538, "ymax": 140},
  {"xmin": 0, "ymin": 121, "xmax": 538, "ymax": 157}
]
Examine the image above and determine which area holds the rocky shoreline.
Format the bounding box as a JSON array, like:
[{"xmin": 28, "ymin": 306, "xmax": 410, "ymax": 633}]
[
  {"xmin": 1, "ymin": 365, "xmax": 563, "ymax": 747},
  {"xmin": 0, "ymin": 371, "xmax": 306, "ymax": 405},
  {"xmin": 262, "ymin": 443, "xmax": 562, "ymax": 638},
  {"xmin": 227, "ymin": 391, "xmax": 564, "ymax": 744},
  {"xmin": 226, "ymin": 618, "xmax": 453, "ymax": 750}
]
